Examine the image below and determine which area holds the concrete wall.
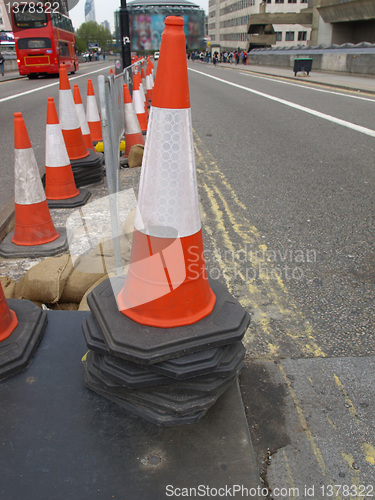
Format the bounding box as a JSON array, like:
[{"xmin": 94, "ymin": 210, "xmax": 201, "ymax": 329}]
[{"xmin": 249, "ymin": 48, "xmax": 375, "ymax": 75}]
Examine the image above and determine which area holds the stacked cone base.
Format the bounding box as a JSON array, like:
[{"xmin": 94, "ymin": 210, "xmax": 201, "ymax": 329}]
[
  {"xmin": 47, "ymin": 188, "xmax": 91, "ymax": 209},
  {"xmin": 70, "ymin": 150, "xmax": 104, "ymax": 188},
  {"xmin": 0, "ymin": 227, "xmax": 69, "ymax": 258},
  {"xmin": 0, "ymin": 299, "xmax": 47, "ymax": 381},
  {"xmin": 81, "ymin": 278, "xmax": 250, "ymax": 426}
]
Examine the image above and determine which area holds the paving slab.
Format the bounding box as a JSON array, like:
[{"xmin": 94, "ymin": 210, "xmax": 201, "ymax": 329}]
[{"xmin": 0, "ymin": 310, "xmax": 263, "ymax": 500}]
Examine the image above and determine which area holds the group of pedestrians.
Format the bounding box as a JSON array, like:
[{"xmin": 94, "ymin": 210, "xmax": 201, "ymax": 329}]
[{"xmin": 188, "ymin": 49, "xmax": 249, "ymax": 66}]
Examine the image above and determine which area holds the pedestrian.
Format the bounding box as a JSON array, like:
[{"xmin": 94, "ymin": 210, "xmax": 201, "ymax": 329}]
[
  {"xmin": 235, "ymin": 51, "xmax": 239, "ymax": 65},
  {"xmin": 213, "ymin": 51, "xmax": 218, "ymax": 66},
  {"xmin": 0, "ymin": 52, "xmax": 5, "ymax": 77}
]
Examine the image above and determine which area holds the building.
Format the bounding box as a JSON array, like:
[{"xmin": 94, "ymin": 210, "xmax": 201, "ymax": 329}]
[
  {"xmin": 101, "ymin": 20, "xmax": 111, "ymax": 32},
  {"xmin": 246, "ymin": 0, "xmax": 375, "ymax": 50},
  {"xmin": 115, "ymin": 0, "xmax": 205, "ymax": 52},
  {"xmin": 85, "ymin": 0, "xmax": 96, "ymax": 23},
  {"xmin": 208, "ymin": 0, "xmax": 311, "ymax": 53},
  {"xmin": 0, "ymin": 0, "xmax": 12, "ymax": 31},
  {"xmin": 209, "ymin": 0, "xmax": 375, "ymax": 53}
]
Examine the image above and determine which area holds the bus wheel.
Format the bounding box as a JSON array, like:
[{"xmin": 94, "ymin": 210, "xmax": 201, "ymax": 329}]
[{"xmin": 28, "ymin": 74, "xmax": 38, "ymax": 79}]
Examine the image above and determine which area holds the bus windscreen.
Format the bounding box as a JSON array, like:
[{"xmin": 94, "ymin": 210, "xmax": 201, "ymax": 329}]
[{"xmin": 13, "ymin": 10, "xmax": 48, "ymax": 29}]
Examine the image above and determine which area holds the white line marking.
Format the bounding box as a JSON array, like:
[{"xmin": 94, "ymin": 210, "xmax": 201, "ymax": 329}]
[
  {"xmin": 239, "ymin": 71, "xmax": 375, "ymax": 103},
  {"xmin": 189, "ymin": 68, "xmax": 375, "ymax": 138},
  {"xmin": 0, "ymin": 65, "xmax": 112, "ymax": 103}
]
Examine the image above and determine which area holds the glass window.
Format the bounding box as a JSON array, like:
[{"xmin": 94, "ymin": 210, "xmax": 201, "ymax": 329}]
[
  {"xmin": 18, "ymin": 37, "xmax": 52, "ymax": 49},
  {"xmin": 286, "ymin": 31, "xmax": 295, "ymax": 41},
  {"xmin": 13, "ymin": 8, "xmax": 48, "ymax": 28},
  {"xmin": 276, "ymin": 32, "xmax": 282, "ymax": 41}
]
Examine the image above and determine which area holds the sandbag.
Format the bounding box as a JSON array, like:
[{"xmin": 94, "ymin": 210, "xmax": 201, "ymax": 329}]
[{"xmin": 14, "ymin": 254, "xmax": 73, "ymax": 304}]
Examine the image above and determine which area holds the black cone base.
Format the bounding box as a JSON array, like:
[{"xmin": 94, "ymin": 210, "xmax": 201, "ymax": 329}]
[
  {"xmin": 87, "ymin": 277, "xmax": 250, "ymax": 365},
  {"xmin": 47, "ymin": 188, "xmax": 91, "ymax": 209},
  {"xmin": 0, "ymin": 299, "xmax": 47, "ymax": 381},
  {"xmin": 71, "ymin": 150, "xmax": 104, "ymax": 188},
  {"xmin": 0, "ymin": 227, "xmax": 69, "ymax": 258},
  {"xmin": 81, "ymin": 277, "xmax": 250, "ymax": 426}
]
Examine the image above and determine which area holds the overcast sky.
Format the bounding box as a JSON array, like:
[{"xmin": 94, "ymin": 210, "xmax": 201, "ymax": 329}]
[{"xmin": 69, "ymin": 0, "xmax": 208, "ymax": 32}]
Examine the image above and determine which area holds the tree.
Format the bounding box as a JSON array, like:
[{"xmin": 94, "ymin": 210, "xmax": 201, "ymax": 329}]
[{"xmin": 76, "ymin": 21, "xmax": 112, "ymax": 53}]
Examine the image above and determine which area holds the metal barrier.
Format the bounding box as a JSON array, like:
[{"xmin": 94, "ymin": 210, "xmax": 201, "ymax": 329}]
[{"xmin": 97, "ymin": 59, "xmax": 146, "ymax": 273}]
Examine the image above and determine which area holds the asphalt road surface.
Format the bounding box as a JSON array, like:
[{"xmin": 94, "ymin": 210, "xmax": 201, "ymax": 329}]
[
  {"xmin": 1, "ymin": 59, "xmax": 375, "ymax": 498},
  {"xmin": 187, "ymin": 63, "xmax": 375, "ymax": 498}
]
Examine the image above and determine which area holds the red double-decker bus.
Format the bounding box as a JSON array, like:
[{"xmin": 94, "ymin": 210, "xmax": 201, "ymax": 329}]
[{"xmin": 11, "ymin": 2, "xmax": 79, "ymax": 78}]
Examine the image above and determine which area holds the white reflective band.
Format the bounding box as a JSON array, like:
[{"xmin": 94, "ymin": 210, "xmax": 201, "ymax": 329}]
[
  {"xmin": 45, "ymin": 123, "xmax": 70, "ymax": 167},
  {"xmin": 139, "ymin": 83, "xmax": 146, "ymax": 103},
  {"xmin": 15, "ymin": 148, "xmax": 46, "ymax": 205},
  {"xmin": 75, "ymin": 102, "xmax": 90, "ymax": 135},
  {"xmin": 59, "ymin": 89, "xmax": 80, "ymax": 131},
  {"xmin": 135, "ymin": 107, "xmax": 201, "ymax": 238},
  {"xmin": 146, "ymin": 74, "xmax": 152, "ymax": 91},
  {"xmin": 86, "ymin": 95, "xmax": 100, "ymax": 121},
  {"xmin": 133, "ymin": 90, "xmax": 145, "ymax": 114},
  {"xmin": 124, "ymin": 102, "xmax": 141, "ymax": 134}
]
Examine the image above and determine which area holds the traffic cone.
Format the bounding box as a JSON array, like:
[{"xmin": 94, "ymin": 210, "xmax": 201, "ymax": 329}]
[
  {"xmin": 81, "ymin": 18, "xmax": 250, "ymax": 427},
  {"xmin": 58, "ymin": 64, "xmax": 89, "ymax": 160},
  {"xmin": 0, "ymin": 113, "xmax": 68, "ymax": 258},
  {"xmin": 116, "ymin": 16, "xmax": 216, "ymax": 328},
  {"xmin": 123, "ymin": 83, "xmax": 144, "ymax": 157},
  {"xmin": 86, "ymin": 79, "xmax": 103, "ymax": 142},
  {"xmin": 73, "ymin": 84, "xmax": 95, "ymax": 152},
  {"xmin": 0, "ymin": 282, "xmax": 47, "ymax": 380},
  {"xmin": 0, "ymin": 283, "xmax": 18, "ymax": 342},
  {"xmin": 146, "ymin": 58, "xmax": 153, "ymax": 102},
  {"xmin": 132, "ymin": 72, "xmax": 148, "ymax": 134},
  {"xmin": 134, "ymin": 71, "xmax": 148, "ymax": 117},
  {"xmin": 45, "ymin": 97, "xmax": 91, "ymax": 208}
]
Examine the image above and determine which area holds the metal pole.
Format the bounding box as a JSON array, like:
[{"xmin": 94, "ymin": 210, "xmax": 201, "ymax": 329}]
[{"xmin": 119, "ymin": 0, "xmax": 131, "ymax": 70}]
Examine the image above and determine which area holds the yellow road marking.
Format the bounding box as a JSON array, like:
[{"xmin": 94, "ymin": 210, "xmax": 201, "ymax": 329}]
[{"xmin": 194, "ymin": 130, "xmax": 325, "ymax": 358}]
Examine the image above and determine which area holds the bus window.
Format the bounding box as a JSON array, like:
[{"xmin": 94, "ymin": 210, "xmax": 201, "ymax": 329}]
[
  {"xmin": 18, "ymin": 37, "xmax": 52, "ymax": 49},
  {"xmin": 58, "ymin": 41, "xmax": 69, "ymax": 57},
  {"xmin": 13, "ymin": 10, "xmax": 48, "ymax": 29}
]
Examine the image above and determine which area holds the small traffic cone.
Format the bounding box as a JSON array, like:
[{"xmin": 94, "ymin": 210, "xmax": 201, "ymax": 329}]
[
  {"xmin": 134, "ymin": 71, "xmax": 148, "ymax": 117},
  {"xmin": 73, "ymin": 84, "xmax": 95, "ymax": 152},
  {"xmin": 132, "ymin": 73, "xmax": 148, "ymax": 134},
  {"xmin": 0, "ymin": 113, "xmax": 68, "ymax": 258},
  {"xmin": 0, "ymin": 282, "xmax": 47, "ymax": 380},
  {"xmin": 116, "ymin": 16, "xmax": 216, "ymax": 328},
  {"xmin": 123, "ymin": 84, "xmax": 145, "ymax": 157},
  {"xmin": 0, "ymin": 282, "xmax": 18, "ymax": 342},
  {"xmin": 58, "ymin": 64, "xmax": 89, "ymax": 160},
  {"xmin": 86, "ymin": 79, "xmax": 103, "ymax": 142},
  {"xmin": 146, "ymin": 59, "xmax": 153, "ymax": 102},
  {"xmin": 45, "ymin": 97, "xmax": 91, "ymax": 208}
]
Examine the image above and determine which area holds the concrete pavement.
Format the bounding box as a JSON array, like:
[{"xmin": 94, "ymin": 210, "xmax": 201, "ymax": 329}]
[{"xmin": 201, "ymin": 60, "xmax": 375, "ymax": 94}]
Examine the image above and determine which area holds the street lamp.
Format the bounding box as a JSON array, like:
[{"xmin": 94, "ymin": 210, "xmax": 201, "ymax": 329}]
[{"xmin": 119, "ymin": 0, "xmax": 131, "ymax": 70}]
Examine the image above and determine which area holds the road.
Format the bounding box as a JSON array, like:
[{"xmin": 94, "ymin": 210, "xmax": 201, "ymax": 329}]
[
  {"xmin": 1, "ymin": 60, "xmax": 375, "ymax": 497},
  {"xmin": 187, "ymin": 63, "xmax": 375, "ymax": 498}
]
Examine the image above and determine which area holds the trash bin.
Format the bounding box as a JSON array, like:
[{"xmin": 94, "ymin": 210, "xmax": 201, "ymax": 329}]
[{"xmin": 293, "ymin": 58, "xmax": 313, "ymax": 76}]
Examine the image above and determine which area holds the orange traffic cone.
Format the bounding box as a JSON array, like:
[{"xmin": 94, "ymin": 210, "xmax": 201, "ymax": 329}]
[
  {"xmin": 13, "ymin": 112, "xmax": 59, "ymax": 246},
  {"xmin": 59, "ymin": 64, "xmax": 89, "ymax": 160},
  {"xmin": 146, "ymin": 58, "xmax": 153, "ymax": 102},
  {"xmin": 134, "ymin": 71, "xmax": 148, "ymax": 117},
  {"xmin": 45, "ymin": 97, "xmax": 91, "ymax": 208},
  {"xmin": 0, "ymin": 281, "xmax": 47, "ymax": 380},
  {"xmin": 132, "ymin": 72, "xmax": 148, "ymax": 134},
  {"xmin": 116, "ymin": 16, "xmax": 216, "ymax": 328},
  {"xmin": 86, "ymin": 79, "xmax": 103, "ymax": 142},
  {"xmin": 123, "ymin": 83, "xmax": 145, "ymax": 156},
  {"xmin": 0, "ymin": 283, "xmax": 18, "ymax": 342},
  {"xmin": 0, "ymin": 113, "xmax": 69, "ymax": 258},
  {"xmin": 73, "ymin": 84, "xmax": 95, "ymax": 152}
]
